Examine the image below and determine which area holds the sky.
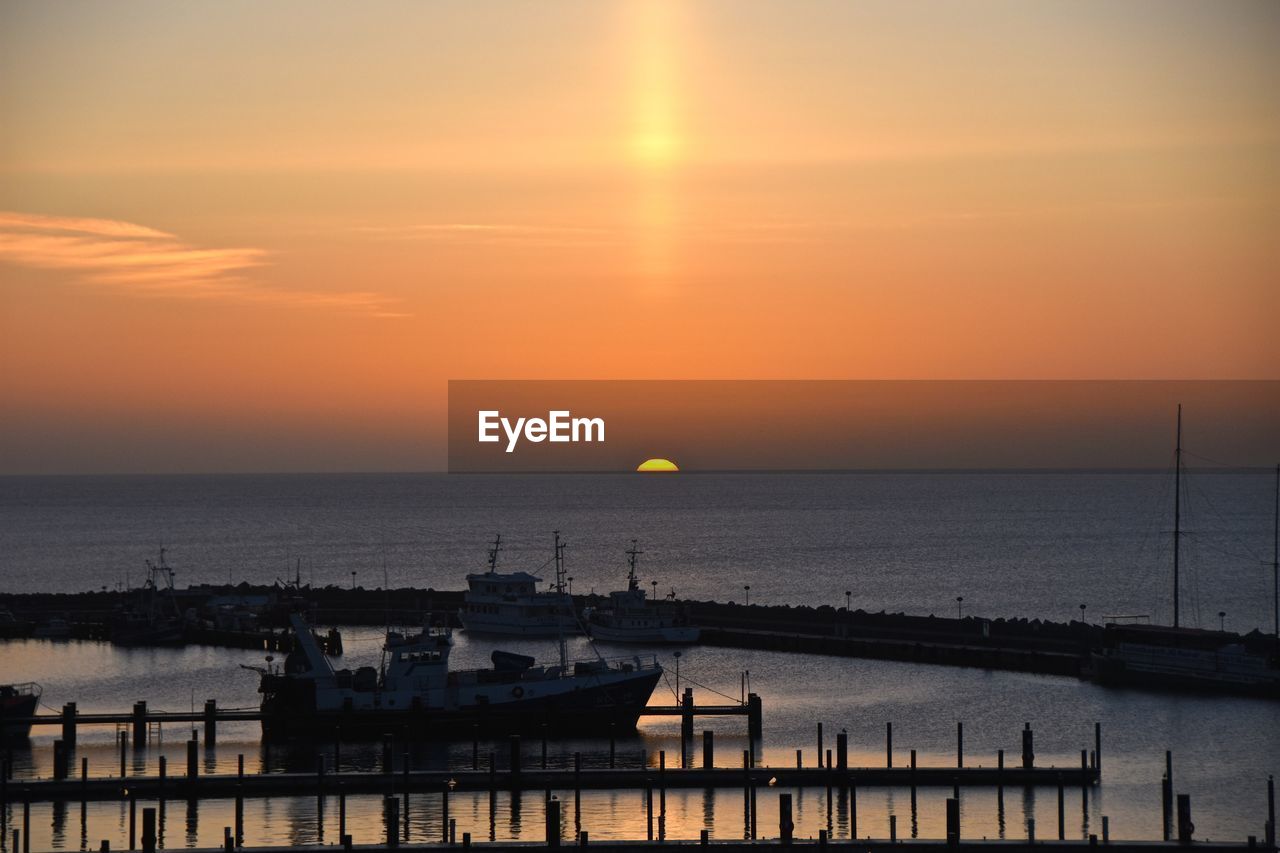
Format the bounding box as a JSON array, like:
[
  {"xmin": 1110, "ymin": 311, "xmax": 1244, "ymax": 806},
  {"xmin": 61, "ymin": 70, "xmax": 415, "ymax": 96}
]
[{"xmin": 1, "ymin": 1, "xmax": 1278, "ymax": 474}]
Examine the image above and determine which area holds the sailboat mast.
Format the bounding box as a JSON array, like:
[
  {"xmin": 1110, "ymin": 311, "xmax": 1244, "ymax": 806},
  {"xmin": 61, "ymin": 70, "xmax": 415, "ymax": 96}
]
[{"xmin": 1173, "ymin": 404, "xmax": 1182, "ymax": 629}]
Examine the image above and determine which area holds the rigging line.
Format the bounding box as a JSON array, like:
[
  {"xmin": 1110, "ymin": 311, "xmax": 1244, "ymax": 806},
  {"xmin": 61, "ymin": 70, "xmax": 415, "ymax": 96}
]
[
  {"xmin": 676, "ymin": 673, "xmax": 745, "ymax": 705},
  {"xmin": 1184, "ymin": 468, "xmax": 1264, "ymax": 563},
  {"xmin": 1182, "ymin": 449, "xmax": 1265, "ymax": 471}
]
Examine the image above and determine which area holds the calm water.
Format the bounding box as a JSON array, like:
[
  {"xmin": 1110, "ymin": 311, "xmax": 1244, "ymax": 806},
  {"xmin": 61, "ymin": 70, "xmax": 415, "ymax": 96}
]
[{"xmin": 1, "ymin": 472, "xmax": 1278, "ymax": 848}]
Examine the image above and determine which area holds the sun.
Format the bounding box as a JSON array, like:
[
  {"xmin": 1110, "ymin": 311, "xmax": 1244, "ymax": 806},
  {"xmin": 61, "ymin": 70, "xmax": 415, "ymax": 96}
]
[{"xmin": 636, "ymin": 458, "xmax": 679, "ymax": 472}]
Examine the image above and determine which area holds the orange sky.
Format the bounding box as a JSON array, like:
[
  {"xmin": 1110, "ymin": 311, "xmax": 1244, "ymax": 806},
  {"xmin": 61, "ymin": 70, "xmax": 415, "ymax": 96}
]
[{"xmin": 1, "ymin": 1, "xmax": 1278, "ymax": 473}]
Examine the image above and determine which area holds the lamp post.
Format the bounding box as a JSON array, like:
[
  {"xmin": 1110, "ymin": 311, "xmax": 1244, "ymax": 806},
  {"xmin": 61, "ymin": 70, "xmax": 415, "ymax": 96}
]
[
  {"xmin": 956, "ymin": 596, "xmax": 964, "ymax": 619},
  {"xmin": 1079, "ymin": 603, "xmax": 1087, "ymax": 623},
  {"xmin": 351, "ymin": 571, "xmax": 357, "ymax": 591},
  {"xmin": 744, "ymin": 585, "xmax": 750, "ymax": 607},
  {"xmin": 845, "ymin": 590, "xmax": 852, "ymax": 611},
  {"xmin": 1218, "ymin": 610, "xmax": 1226, "ymax": 632},
  {"xmin": 652, "ymin": 580, "xmax": 658, "ymax": 600}
]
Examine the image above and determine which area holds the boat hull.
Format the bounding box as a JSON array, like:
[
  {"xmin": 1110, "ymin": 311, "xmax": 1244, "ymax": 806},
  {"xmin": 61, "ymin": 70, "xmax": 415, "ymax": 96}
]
[
  {"xmin": 260, "ymin": 669, "xmax": 662, "ymax": 739},
  {"xmin": 1, "ymin": 689, "xmax": 40, "ymax": 740}
]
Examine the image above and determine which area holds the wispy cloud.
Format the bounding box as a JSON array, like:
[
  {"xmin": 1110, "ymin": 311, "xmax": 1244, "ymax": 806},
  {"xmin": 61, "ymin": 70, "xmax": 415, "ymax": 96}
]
[{"xmin": 0, "ymin": 212, "xmax": 405, "ymax": 317}]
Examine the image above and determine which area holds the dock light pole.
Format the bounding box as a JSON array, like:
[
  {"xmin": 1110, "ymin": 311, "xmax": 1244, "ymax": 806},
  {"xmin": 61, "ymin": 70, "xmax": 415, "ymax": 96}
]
[
  {"xmin": 351, "ymin": 571, "xmax": 357, "ymax": 590},
  {"xmin": 956, "ymin": 596, "xmax": 964, "ymax": 619},
  {"xmin": 1079, "ymin": 604, "xmax": 1086, "ymax": 623},
  {"xmin": 744, "ymin": 585, "xmax": 750, "ymax": 607},
  {"xmin": 652, "ymin": 580, "xmax": 658, "ymax": 600}
]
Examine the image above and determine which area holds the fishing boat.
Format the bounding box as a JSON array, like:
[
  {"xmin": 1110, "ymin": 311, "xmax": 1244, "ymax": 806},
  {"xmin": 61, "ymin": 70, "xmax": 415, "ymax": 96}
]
[
  {"xmin": 1, "ymin": 682, "xmax": 42, "ymax": 740},
  {"xmin": 585, "ymin": 541, "xmax": 700, "ymax": 644},
  {"xmin": 110, "ymin": 548, "xmax": 185, "ymax": 646},
  {"xmin": 458, "ymin": 533, "xmax": 582, "ymax": 637},
  {"xmin": 253, "ymin": 611, "xmax": 662, "ymax": 738},
  {"xmin": 1090, "ymin": 407, "xmax": 1280, "ymax": 697}
]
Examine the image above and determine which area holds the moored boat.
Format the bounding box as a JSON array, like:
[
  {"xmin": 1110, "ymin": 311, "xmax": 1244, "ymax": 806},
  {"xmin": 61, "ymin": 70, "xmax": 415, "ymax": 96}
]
[
  {"xmin": 253, "ymin": 612, "xmax": 662, "ymax": 739},
  {"xmin": 1, "ymin": 682, "xmax": 42, "ymax": 740},
  {"xmin": 459, "ymin": 533, "xmax": 582, "ymax": 637},
  {"xmin": 585, "ymin": 541, "xmax": 700, "ymax": 644}
]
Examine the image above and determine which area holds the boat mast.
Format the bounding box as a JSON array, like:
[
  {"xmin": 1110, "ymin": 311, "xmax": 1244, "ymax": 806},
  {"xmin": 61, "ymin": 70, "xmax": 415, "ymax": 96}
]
[
  {"xmin": 554, "ymin": 531, "xmax": 568, "ymax": 670},
  {"xmin": 626, "ymin": 539, "xmax": 643, "ymax": 594},
  {"xmin": 487, "ymin": 534, "xmax": 502, "ymax": 574},
  {"xmin": 1173, "ymin": 404, "xmax": 1182, "ymax": 629}
]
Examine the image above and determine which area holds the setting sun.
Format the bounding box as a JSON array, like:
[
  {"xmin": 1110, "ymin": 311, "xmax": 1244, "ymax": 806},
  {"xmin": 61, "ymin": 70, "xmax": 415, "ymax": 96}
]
[{"xmin": 636, "ymin": 458, "xmax": 679, "ymax": 473}]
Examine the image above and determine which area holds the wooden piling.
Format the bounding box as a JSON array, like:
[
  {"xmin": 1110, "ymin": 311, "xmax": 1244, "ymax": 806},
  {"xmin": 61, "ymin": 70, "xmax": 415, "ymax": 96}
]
[
  {"xmin": 957, "ymin": 722, "xmax": 964, "ymax": 768},
  {"xmin": 131, "ymin": 703, "xmax": 146, "ymax": 747},
  {"xmin": 836, "ymin": 730, "xmax": 847, "ymax": 772},
  {"xmin": 53, "ymin": 740, "xmax": 66, "ymax": 781},
  {"xmin": 62, "ymin": 703, "xmax": 77, "ymax": 746},
  {"xmin": 817, "ymin": 722, "xmax": 824, "ymax": 768},
  {"xmin": 946, "ymin": 797, "xmax": 960, "ymax": 845},
  {"xmin": 890, "ymin": 813, "xmax": 897, "ymax": 843},
  {"xmin": 384, "ymin": 795, "xmax": 399, "ymax": 848},
  {"xmin": 1176, "ymin": 794, "xmax": 1193, "ymax": 844},
  {"xmin": 702, "ymin": 731, "xmax": 714, "ymax": 769},
  {"xmin": 186, "ymin": 737, "xmax": 198, "ymax": 787},
  {"xmin": 546, "ymin": 795, "xmax": 561, "ymax": 848},
  {"xmin": 747, "ymin": 693, "xmax": 762, "ymax": 741},
  {"xmin": 1057, "ymin": 779, "xmax": 1065, "ymax": 840},
  {"xmin": 203, "ymin": 700, "xmax": 217, "ymax": 745},
  {"xmin": 1022, "ymin": 722, "xmax": 1034, "ymax": 769},
  {"xmin": 141, "ymin": 808, "xmax": 156, "ymax": 853},
  {"xmin": 887, "ymin": 722, "xmax": 893, "ymax": 768},
  {"xmin": 119, "ymin": 731, "xmax": 127, "ymax": 777},
  {"xmin": 779, "ymin": 792, "xmax": 793, "ymax": 844}
]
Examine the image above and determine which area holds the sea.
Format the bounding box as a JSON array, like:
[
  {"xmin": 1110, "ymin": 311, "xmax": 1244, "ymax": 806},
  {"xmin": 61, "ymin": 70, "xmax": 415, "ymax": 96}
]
[{"xmin": 1, "ymin": 471, "xmax": 1277, "ymax": 848}]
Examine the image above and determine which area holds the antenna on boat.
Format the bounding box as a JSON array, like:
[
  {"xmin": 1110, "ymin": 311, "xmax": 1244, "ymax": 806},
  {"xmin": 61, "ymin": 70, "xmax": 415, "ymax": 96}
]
[
  {"xmin": 487, "ymin": 534, "xmax": 502, "ymax": 574},
  {"xmin": 1173, "ymin": 404, "xmax": 1183, "ymax": 629},
  {"xmin": 626, "ymin": 540, "xmax": 643, "ymax": 594}
]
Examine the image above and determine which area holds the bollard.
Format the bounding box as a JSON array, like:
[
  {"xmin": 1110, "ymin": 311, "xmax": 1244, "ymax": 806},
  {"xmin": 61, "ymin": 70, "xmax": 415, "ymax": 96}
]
[
  {"xmin": 702, "ymin": 731, "xmax": 714, "ymax": 769},
  {"xmin": 886, "ymin": 721, "xmax": 893, "ymax": 767},
  {"xmin": 1176, "ymin": 794, "xmax": 1193, "ymax": 845},
  {"xmin": 946, "ymin": 797, "xmax": 960, "ymax": 845},
  {"xmin": 836, "ymin": 730, "xmax": 847, "ymax": 772},
  {"xmin": 384, "ymin": 795, "xmax": 400, "ymax": 848},
  {"xmin": 779, "ymin": 792, "xmax": 793, "ymax": 844},
  {"xmin": 1022, "ymin": 722, "xmax": 1034, "ymax": 769},
  {"xmin": 141, "ymin": 809, "xmax": 156, "ymax": 853},
  {"xmin": 546, "ymin": 796, "xmax": 561, "ymax": 848}
]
